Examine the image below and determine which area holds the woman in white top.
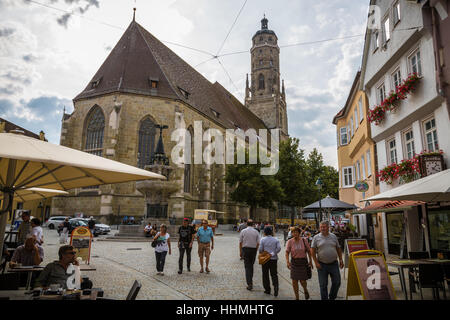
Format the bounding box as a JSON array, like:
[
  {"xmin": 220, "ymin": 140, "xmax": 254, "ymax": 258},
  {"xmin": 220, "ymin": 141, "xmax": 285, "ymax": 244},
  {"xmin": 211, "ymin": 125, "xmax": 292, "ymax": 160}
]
[
  {"xmin": 31, "ymin": 218, "xmax": 44, "ymax": 245},
  {"xmin": 153, "ymin": 224, "xmax": 171, "ymax": 275}
]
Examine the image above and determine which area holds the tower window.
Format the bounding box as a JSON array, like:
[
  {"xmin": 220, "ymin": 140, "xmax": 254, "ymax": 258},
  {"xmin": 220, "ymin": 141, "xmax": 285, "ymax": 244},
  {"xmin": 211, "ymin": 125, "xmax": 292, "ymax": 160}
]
[
  {"xmin": 259, "ymin": 36, "xmax": 263, "ymax": 42},
  {"xmin": 270, "ymin": 59, "xmax": 273, "ymax": 66},
  {"xmin": 259, "ymin": 59, "xmax": 263, "ymax": 66},
  {"xmin": 258, "ymin": 74, "xmax": 265, "ymax": 90},
  {"xmin": 269, "ymin": 37, "xmax": 272, "ymax": 42}
]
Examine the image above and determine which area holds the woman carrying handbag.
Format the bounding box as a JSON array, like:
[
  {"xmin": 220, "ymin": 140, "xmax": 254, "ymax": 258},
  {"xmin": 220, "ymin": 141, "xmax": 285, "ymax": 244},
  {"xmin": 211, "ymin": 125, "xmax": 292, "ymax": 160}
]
[
  {"xmin": 285, "ymin": 227, "xmax": 313, "ymax": 300},
  {"xmin": 152, "ymin": 224, "xmax": 171, "ymax": 275}
]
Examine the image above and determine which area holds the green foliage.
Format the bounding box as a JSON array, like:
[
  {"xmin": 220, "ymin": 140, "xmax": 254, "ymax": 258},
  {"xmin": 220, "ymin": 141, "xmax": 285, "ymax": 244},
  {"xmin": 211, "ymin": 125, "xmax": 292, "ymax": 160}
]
[
  {"xmin": 224, "ymin": 139, "xmax": 339, "ymax": 219},
  {"xmin": 225, "ymin": 150, "xmax": 284, "ymax": 219}
]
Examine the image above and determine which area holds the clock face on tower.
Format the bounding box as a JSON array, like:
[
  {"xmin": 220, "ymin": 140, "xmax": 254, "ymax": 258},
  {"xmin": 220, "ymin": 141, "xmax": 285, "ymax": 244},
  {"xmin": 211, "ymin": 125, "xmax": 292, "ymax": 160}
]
[{"xmin": 425, "ymin": 159, "xmax": 443, "ymax": 176}]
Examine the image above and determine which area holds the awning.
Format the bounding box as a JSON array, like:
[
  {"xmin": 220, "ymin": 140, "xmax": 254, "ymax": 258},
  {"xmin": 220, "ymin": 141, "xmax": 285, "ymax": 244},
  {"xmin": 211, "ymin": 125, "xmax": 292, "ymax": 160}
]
[{"xmin": 352, "ymin": 200, "xmax": 424, "ymax": 214}]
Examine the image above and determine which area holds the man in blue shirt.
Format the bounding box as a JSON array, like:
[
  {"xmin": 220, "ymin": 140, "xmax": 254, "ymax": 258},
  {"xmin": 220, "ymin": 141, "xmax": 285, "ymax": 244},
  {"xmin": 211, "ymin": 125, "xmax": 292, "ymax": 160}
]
[
  {"xmin": 196, "ymin": 219, "xmax": 214, "ymax": 273},
  {"xmin": 259, "ymin": 226, "xmax": 281, "ymax": 296}
]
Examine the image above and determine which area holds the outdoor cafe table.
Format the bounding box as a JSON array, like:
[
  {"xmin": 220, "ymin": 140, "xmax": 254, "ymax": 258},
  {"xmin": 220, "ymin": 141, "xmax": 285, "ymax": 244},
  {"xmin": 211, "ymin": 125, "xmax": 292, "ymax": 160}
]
[
  {"xmin": 387, "ymin": 259, "xmax": 450, "ymax": 300},
  {"xmin": 8, "ymin": 264, "xmax": 96, "ymax": 290}
]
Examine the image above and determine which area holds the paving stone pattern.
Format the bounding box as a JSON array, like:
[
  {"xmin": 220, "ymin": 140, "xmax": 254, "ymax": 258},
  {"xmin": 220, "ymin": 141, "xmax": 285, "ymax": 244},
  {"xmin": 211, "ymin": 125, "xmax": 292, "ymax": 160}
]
[{"xmin": 41, "ymin": 228, "xmax": 429, "ymax": 300}]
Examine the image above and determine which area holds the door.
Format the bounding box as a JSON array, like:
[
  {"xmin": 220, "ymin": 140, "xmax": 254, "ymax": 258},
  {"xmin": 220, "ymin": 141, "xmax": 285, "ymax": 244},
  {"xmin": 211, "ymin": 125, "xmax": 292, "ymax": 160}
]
[
  {"xmin": 366, "ymin": 214, "xmax": 375, "ymax": 249},
  {"xmin": 386, "ymin": 212, "xmax": 406, "ymax": 255}
]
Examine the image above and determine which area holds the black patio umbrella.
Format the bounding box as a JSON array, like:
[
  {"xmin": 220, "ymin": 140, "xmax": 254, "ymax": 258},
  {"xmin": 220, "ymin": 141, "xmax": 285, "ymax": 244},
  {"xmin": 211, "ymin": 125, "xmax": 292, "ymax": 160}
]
[{"xmin": 303, "ymin": 196, "xmax": 357, "ymax": 227}]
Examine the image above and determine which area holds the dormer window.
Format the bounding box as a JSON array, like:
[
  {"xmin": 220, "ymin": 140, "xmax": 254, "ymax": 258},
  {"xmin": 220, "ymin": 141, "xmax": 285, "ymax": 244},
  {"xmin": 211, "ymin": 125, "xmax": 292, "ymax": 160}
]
[
  {"xmin": 178, "ymin": 87, "xmax": 190, "ymax": 99},
  {"xmin": 91, "ymin": 77, "xmax": 102, "ymax": 89},
  {"xmin": 210, "ymin": 108, "xmax": 220, "ymax": 118},
  {"xmin": 149, "ymin": 77, "xmax": 159, "ymax": 89},
  {"xmin": 268, "ymin": 37, "xmax": 272, "ymax": 42}
]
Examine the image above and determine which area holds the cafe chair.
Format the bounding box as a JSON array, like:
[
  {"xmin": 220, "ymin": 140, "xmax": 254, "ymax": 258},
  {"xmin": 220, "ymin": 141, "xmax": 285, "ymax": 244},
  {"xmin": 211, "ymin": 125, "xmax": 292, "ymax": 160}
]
[
  {"xmin": 0, "ymin": 273, "xmax": 20, "ymax": 290},
  {"xmin": 97, "ymin": 280, "xmax": 141, "ymax": 301},
  {"xmin": 408, "ymin": 251, "xmax": 431, "ymax": 295},
  {"xmin": 418, "ymin": 264, "xmax": 446, "ymax": 300},
  {"xmin": 126, "ymin": 280, "xmax": 141, "ymax": 300}
]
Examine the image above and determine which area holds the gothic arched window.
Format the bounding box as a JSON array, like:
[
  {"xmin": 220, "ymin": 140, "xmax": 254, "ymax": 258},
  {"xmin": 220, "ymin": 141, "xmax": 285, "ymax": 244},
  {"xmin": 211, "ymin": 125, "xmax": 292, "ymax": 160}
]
[
  {"xmin": 258, "ymin": 74, "xmax": 265, "ymax": 90},
  {"xmin": 138, "ymin": 117, "xmax": 156, "ymax": 169},
  {"xmin": 84, "ymin": 106, "xmax": 105, "ymax": 156},
  {"xmin": 184, "ymin": 126, "xmax": 194, "ymax": 193}
]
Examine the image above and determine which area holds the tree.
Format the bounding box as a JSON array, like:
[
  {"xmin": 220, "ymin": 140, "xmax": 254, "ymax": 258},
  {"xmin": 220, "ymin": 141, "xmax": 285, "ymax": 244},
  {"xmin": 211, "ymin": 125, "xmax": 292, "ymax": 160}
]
[
  {"xmin": 225, "ymin": 151, "xmax": 284, "ymax": 220},
  {"xmin": 275, "ymin": 137, "xmax": 309, "ymax": 225}
]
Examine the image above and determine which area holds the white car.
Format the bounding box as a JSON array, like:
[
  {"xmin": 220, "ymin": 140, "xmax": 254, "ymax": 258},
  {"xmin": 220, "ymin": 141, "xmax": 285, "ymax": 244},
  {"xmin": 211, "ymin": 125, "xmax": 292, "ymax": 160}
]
[{"xmin": 44, "ymin": 216, "xmax": 68, "ymax": 229}]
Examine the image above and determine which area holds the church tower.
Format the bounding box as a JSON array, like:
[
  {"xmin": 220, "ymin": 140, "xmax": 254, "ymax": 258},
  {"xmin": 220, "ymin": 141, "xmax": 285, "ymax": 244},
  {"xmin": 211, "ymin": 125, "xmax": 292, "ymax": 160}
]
[{"xmin": 246, "ymin": 15, "xmax": 288, "ymax": 139}]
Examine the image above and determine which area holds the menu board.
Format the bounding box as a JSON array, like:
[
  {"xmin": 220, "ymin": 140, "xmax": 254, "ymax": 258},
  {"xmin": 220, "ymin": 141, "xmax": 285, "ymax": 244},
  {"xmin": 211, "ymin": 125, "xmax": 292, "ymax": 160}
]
[
  {"xmin": 70, "ymin": 226, "xmax": 92, "ymax": 264},
  {"xmin": 346, "ymin": 250, "xmax": 396, "ymax": 300}
]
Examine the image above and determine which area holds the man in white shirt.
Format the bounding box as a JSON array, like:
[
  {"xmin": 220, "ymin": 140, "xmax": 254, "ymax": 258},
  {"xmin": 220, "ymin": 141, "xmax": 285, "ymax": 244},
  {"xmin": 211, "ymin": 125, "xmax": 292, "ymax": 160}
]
[
  {"xmin": 239, "ymin": 219, "xmax": 260, "ymax": 291},
  {"xmin": 31, "ymin": 218, "xmax": 44, "ymax": 245}
]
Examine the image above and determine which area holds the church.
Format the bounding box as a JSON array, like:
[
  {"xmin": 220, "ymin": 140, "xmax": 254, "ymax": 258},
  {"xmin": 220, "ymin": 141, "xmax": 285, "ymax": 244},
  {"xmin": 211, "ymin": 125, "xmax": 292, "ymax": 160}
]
[{"xmin": 52, "ymin": 15, "xmax": 289, "ymax": 224}]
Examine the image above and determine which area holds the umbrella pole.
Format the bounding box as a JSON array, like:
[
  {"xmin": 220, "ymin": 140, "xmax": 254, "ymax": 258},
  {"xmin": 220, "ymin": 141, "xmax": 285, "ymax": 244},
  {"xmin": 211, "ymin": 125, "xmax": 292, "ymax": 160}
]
[{"xmin": 0, "ymin": 159, "xmax": 16, "ymax": 256}]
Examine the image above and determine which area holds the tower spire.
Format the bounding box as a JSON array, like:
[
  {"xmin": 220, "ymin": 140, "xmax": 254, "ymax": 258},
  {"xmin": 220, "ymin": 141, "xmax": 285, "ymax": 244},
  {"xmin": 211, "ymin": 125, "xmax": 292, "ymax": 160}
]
[{"xmin": 133, "ymin": 7, "xmax": 136, "ymax": 21}]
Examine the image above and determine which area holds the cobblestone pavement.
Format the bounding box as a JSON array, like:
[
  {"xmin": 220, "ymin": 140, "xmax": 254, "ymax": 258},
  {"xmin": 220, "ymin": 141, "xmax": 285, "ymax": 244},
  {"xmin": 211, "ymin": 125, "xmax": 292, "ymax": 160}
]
[{"xmin": 40, "ymin": 228, "xmax": 430, "ymax": 300}]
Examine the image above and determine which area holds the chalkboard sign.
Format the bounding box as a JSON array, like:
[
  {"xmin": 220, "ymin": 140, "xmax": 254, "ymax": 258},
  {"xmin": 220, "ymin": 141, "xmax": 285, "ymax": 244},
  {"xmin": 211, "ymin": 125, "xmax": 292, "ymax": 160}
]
[{"xmin": 346, "ymin": 250, "xmax": 396, "ymax": 300}]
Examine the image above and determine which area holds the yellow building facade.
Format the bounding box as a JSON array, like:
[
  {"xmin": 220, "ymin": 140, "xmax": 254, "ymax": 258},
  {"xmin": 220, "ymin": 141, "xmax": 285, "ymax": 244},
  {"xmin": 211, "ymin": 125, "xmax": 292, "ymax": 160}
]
[
  {"xmin": 333, "ymin": 72, "xmax": 383, "ymax": 250},
  {"xmin": 333, "ymin": 72, "xmax": 380, "ymax": 207}
]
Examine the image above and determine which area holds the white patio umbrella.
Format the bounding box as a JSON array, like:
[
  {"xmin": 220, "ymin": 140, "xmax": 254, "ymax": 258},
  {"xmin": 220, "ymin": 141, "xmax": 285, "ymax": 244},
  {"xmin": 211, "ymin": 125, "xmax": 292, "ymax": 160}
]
[
  {"xmin": 0, "ymin": 132, "xmax": 165, "ymax": 250},
  {"xmin": 0, "ymin": 187, "xmax": 68, "ymax": 202},
  {"xmin": 366, "ymin": 169, "xmax": 450, "ymax": 202}
]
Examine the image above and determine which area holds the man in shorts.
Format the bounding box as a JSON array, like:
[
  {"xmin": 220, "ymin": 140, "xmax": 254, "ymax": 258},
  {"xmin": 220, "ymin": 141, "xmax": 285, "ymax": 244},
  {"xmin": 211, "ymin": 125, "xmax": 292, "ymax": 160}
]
[{"xmin": 197, "ymin": 219, "xmax": 214, "ymax": 273}]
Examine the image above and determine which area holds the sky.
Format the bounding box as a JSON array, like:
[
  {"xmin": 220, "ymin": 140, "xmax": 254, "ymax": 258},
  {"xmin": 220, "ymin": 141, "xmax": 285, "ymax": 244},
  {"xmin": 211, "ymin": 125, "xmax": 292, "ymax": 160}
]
[{"xmin": 0, "ymin": 0, "xmax": 369, "ymax": 168}]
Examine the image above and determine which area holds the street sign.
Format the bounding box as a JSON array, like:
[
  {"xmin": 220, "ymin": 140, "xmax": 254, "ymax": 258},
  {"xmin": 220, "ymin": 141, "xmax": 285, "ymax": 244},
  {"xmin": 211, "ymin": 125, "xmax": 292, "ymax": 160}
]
[
  {"xmin": 346, "ymin": 250, "xmax": 396, "ymax": 300},
  {"xmin": 343, "ymin": 239, "xmax": 369, "ymax": 279},
  {"xmin": 355, "ymin": 181, "xmax": 369, "ymax": 192}
]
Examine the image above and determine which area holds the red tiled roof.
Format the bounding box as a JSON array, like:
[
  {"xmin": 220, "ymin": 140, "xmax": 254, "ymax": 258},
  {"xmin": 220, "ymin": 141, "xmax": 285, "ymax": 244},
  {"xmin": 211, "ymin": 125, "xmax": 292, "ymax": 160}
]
[{"xmin": 356, "ymin": 200, "xmax": 424, "ymax": 213}]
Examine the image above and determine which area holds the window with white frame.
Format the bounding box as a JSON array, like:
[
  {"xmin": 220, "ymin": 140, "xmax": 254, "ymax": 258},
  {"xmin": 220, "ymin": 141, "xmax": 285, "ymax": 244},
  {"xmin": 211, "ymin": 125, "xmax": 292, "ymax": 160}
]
[
  {"xmin": 373, "ymin": 31, "xmax": 380, "ymax": 51},
  {"xmin": 409, "ymin": 49, "xmax": 422, "ymax": 76},
  {"xmin": 340, "ymin": 127, "xmax": 348, "ymax": 146},
  {"xmin": 382, "ymin": 17, "xmax": 390, "ymax": 43},
  {"xmin": 393, "ymin": 1, "xmax": 401, "ymax": 26},
  {"xmin": 392, "ymin": 68, "xmax": 402, "ymax": 90},
  {"xmin": 377, "ymin": 83, "xmax": 386, "ymax": 104},
  {"xmin": 356, "ymin": 161, "xmax": 361, "ymax": 181},
  {"xmin": 387, "ymin": 138, "xmax": 398, "ymax": 164},
  {"xmin": 404, "ymin": 129, "xmax": 415, "ymax": 160},
  {"xmin": 361, "ymin": 155, "xmax": 366, "ymax": 180},
  {"xmin": 359, "ymin": 97, "xmax": 364, "ymax": 123},
  {"xmin": 342, "ymin": 166, "xmax": 354, "ymax": 187},
  {"xmin": 367, "ymin": 150, "xmax": 372, "ymax": 176},
  {"xmin": 423, "ymin": 118, "xmax": 439, "ymax": 152},
  {"xmin": 354, "ymin": 108, "xmax": 359, "ymax": 129},
  {"xmin": 350, "ymin": 117, "xmax": 354, "ymax": 137}
]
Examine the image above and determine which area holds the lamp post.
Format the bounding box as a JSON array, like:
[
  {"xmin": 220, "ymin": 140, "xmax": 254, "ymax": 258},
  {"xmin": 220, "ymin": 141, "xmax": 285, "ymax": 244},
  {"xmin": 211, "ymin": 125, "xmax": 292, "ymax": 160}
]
[{"xmin": 315, "ymin": 178, "xmax": 323, "ymax": 229}]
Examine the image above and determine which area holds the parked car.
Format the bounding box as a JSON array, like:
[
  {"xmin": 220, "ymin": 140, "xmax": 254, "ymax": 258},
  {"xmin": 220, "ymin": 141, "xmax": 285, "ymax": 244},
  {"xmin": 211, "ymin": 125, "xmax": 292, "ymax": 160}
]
[
  {"xmin": 71, "ymin": 218, "xmax": 111, "ymax": 235},
  {"xmin": 44, "ymin": 216, "xmax": 68, "ymax": 229},
  {"xmin": 57, "ymin": 219, "xmax": 101, "ymax": 237}
]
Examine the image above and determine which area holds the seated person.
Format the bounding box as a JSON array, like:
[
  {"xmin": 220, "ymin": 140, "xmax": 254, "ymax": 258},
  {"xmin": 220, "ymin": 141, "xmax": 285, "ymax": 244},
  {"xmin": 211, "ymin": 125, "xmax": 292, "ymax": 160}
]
[
  {"xmin": 144, "ymin": 223, "xmax": 153, "ymax": 237},
  {"xmin": 35, "ymin": 245, "xmax": 79, "ymax": 289},
  {"xmin": 9, "ymin": 236, "xmax": 44, "ymax": 267}
]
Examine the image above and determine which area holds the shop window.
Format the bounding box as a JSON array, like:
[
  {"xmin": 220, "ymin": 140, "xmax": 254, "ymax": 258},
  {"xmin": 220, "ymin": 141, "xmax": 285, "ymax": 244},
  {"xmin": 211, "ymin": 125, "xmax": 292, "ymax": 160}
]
[{"xmin": 428, "ymin": 208, "xmax": 450, "ymax": 256}]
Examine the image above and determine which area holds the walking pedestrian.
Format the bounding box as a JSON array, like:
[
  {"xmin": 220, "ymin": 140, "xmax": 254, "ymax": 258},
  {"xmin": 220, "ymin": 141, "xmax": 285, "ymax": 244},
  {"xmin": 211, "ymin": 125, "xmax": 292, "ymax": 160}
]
[
  {"xmin": 153, "ymin": 224, "xmax": 171, "ymax": 275},
  {"xmin": 310, "ymin": 221, "xmax": 344, "ymax": 300},
  {"xmin": 285, "ymin": 227, "xmax": 312, "ymax": 300},
  {"xmin": 239, "ymin": 219, "xmax": 260, "ymax": 291},
  {"xmin": 59, "ymin": 217, "xmax": 70, "ymax": 244},
  {"xmin": 259, "ymin": 226, "xmax": 281, "ymax": 296},
  {"xmin": 17, "ymin": 211, "xmax": 31, "ymax": 245},
  {"xmin": 197, "ymin": 219, "xmax": 214, "ymax": 273},
  {"xmin": 178, "ymin": 218, "xmax": 195, "ymax": 274}
]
